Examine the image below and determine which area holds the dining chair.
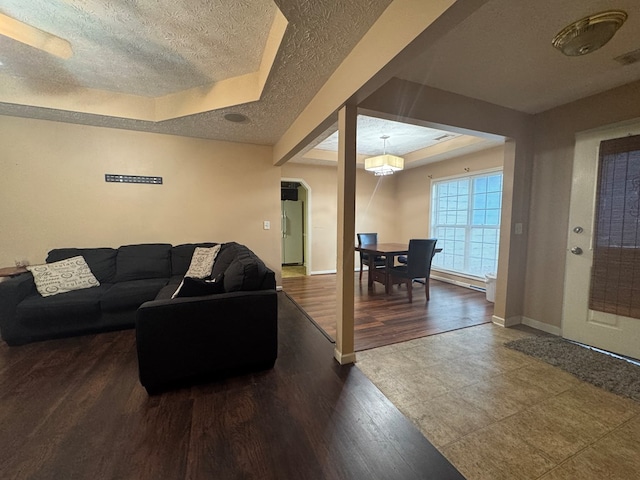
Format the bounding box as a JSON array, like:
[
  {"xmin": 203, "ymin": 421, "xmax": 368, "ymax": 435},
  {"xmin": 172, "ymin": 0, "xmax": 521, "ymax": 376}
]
[
  {"xmin": 357, "ymin": 232, "xmax": 386, "ymax": 281},
  {"xmin": 398, "ymin": 242, "xmax": 437, "ymax": 265},
  {"xmin": 389, "ymin": 239, "xmax": 438, "ymax": 302}
]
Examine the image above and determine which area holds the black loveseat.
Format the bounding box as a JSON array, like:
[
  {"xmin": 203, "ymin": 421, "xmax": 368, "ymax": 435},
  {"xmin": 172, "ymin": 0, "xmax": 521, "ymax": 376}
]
[{"xmin": 0, "ymin": 242, "xmax": 278, "ymax": 392}]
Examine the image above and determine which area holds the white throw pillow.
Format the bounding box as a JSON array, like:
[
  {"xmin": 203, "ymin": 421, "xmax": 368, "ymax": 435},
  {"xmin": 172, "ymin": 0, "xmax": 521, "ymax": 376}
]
[
  {"xmin": 27, "ymin": 256, "xmax": 100, "ymax": 297},
  {"xmin": 172, "ymin": 245, "xmax": 221, "ymax": 298}
]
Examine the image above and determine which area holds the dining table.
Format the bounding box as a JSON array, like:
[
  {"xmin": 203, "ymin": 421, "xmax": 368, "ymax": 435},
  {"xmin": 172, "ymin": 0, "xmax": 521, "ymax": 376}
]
[{"xmin": 355, "ymin": 242, "xmax": 442, "ymax": 294}]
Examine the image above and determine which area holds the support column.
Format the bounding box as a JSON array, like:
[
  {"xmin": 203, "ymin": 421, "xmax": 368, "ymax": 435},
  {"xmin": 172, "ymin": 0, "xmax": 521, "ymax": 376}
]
[{"xmin": 334, "ymin": 104, "xmax": 357, "ymax": 365}]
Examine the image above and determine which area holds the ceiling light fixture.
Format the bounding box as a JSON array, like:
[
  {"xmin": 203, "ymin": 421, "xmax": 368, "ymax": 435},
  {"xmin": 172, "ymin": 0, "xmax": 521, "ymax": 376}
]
[
  {"xmin": 364, "ymin": 135, "xmax": 404, "ymax": 176},
  {"xmin": 552, "ymin": 10, "xmax": 627, "ymax": 57},
  {"xmin": 0, "ymin": 13, "xmax": 72, "ymax": 59}
]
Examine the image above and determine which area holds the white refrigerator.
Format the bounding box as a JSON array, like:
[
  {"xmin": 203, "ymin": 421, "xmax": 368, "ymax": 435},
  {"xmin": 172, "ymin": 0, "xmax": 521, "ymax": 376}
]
[{"xmin": 281, "ymin": 200, "xmax": 304, "ymax": 265}]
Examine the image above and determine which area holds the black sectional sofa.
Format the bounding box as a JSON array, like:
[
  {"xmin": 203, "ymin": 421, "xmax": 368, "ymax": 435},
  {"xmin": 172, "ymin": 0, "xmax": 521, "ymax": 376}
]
[{"xmin": 0, "ymin": 242, "xmax": 278, "ymax": 393}]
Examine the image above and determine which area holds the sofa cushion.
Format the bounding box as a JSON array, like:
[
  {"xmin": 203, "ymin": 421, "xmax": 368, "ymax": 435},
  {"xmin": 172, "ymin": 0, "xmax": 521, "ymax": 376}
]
[
  {"xmin": 224, "ymin": 251, "xmax": 269, "ymax": 292},
  {"xmin": 171, "ymin": 243, "xmax": 218, "ymax": 276},
  {"xmin": 100, "ymin": 279, "xmax": 168, "ymax": 312},
  {"xmin": 114, "ymin": 244, "xmax": 172, "ymax": 282},
  {"xmin": 210, "ymin": 242, "xmax": 240, "ymax": 279},
  {"xmin": 46, "ymin": 248, "xmax": 117, "ymax": 283},
  {"xmin": 154, "ymin": 284, "xmax": 180, "ymax": 301},
  {"xmin": 16, "ymin": 285, "xmax": 111, "ymax": 325},
  {"xmin": 27, "ymin": 256, "xmax": 100, "ymax": 297}
]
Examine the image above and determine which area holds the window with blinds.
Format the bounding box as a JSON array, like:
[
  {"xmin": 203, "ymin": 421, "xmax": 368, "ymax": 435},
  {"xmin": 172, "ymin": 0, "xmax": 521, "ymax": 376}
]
[{"xmin": 589, "ymin": 134, "xmax": 640, "ymax": 319}]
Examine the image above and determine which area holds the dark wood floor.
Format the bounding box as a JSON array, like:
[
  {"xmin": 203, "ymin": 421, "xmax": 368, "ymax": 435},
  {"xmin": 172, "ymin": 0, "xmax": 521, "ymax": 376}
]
[
  {"xmin": 0, "ymin": 293, "xmax": 464, "ymax": 480},
  {"xmin": 282, "ymin": 274, "xmax": 494, "ymax": 351}
]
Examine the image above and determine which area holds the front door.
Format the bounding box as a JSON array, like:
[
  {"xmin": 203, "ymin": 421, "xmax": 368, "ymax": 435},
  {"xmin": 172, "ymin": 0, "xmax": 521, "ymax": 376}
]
[{"xmin": 563, "ymin": 121, "xmax": 640, "ymax": 360}]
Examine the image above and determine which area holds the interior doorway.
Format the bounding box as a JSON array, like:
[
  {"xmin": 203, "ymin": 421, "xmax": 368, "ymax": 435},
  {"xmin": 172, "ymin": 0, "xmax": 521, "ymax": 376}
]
[{"xmin": 281, "ymin": 180, "xmax": 310, "ymax": 278}]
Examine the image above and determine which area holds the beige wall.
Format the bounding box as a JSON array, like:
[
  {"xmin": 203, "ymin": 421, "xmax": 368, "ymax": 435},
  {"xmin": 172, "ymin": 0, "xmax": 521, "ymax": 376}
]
[
  {"xmin": 0, "ymin": 116, "xmax": 282, "ymax": 280},
  {"xmin": 355, "ymin": 166, "xmax": 399, "ymax": 243},
  {"xmin": 525, "ymin": 80, "xmax": 640, "ymax": 330},
  {"xmin": 280, "ymin": 163, "xmax": 337, "ymax": 273},
  {"xmin": 280, "ymin": 162, "xmax": 399, "ymax": 273},
  {"xmin": 395, "ymin": 146, "xmax": 504, "ymax": 287}
]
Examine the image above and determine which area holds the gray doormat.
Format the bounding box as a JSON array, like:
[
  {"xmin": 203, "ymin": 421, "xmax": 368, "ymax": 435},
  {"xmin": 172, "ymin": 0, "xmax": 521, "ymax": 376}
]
[{"xmin": 505, "ymin": 336, "xmax": 640, "ymax": 402}]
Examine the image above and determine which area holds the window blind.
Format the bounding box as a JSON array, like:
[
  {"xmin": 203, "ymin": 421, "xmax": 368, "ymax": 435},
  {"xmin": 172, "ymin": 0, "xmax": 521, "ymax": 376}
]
[{"xmin": 589, "ymin": 134, "xmax": 640, "ymax": 319}]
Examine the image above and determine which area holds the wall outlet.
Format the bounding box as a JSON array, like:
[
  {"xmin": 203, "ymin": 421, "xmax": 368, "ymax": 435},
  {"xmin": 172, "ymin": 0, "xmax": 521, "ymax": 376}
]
[{"xmin": 263, "ymin": 220, "xmax": 270, "ymax": 230}]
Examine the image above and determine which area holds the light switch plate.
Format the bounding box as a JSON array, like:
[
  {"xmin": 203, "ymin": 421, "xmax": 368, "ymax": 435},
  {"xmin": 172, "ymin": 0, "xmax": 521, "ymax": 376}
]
[{"xmin": 263, "ymin": 220, "xmax": 270, "ymax": 230}]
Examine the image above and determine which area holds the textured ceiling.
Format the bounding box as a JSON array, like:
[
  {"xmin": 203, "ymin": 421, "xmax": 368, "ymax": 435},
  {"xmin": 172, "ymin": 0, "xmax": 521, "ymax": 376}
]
[
  {"xmin": 0, "ymin": 0, "xmax": 394, "ymax": 145},
  {"xmin": 0, "ymin": 0, "xmax": 277, "ymax": 97},
  {"xmin": 316, "ymin": 115, "xmax": 461, "ymax": 156},
  {"xmin": 292, "ymin": 115, "xmax": 502, "ymax": 170}
]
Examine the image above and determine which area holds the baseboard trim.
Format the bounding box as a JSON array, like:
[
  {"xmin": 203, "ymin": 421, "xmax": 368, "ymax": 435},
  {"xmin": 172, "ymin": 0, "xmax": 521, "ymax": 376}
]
[
  {"xmin": 521, "ymin": 316, "xmax": 561, "ymax": 336},
  {"xmin": 492, "ymin": 315, "xmax": 506, "ymax": 327},
  {"xmin": 311, "ymin": 269, "xmax": 337, "ymax": 275},
  {"xmin": 430, "ymin": 274, "xmax": 486, "ymax": 292},
  {"xmin": 492, "ymin": 315, "xmax": 521, "ymax": 327},
  {"xmin": 334, "ymin": 348, "xmax": 356, "ymax": 365}
]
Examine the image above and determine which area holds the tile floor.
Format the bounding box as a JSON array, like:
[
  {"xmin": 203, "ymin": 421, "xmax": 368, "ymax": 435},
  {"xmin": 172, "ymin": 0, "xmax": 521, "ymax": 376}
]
[
  {"xmin": 281, "ymin": 265, "xmax": 306, "ymax": 278},
  {"xmin": 356, "ymin": 324, "xmax": 640, "ymax": 480}
]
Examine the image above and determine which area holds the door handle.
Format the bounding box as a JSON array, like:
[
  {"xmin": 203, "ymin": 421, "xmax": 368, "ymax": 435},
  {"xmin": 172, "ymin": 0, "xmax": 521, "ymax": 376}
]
[
  {"xmin": 571, "ymin": 246, "xmax": 583, "ymax": 255},
  {"xmin": 281, "ymin": 212, "xmax": 286, "ymax": 238}
]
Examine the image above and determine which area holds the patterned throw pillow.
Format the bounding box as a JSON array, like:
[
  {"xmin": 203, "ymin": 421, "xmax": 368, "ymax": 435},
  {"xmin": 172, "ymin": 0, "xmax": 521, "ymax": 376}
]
[
  {"xmin": 27, "ymin": 256, "xmax": 100, "ymax": 297},
  {"xmin": 172, "ymin": 245, "xmax": 222, "ymax": 298},
  {"xmin": 184, "ymin": 245, "xmax": 221, "ymax": 279}
]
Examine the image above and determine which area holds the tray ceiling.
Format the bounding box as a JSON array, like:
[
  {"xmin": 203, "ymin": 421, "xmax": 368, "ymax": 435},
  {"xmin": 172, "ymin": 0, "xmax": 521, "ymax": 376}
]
[
  {"xmin": 0, "ymin": 0, "xmax": 394, "ymax": 144},
  {"xmin": 0, "ymin": 0, "xmax": 277, "ymax": 97}
]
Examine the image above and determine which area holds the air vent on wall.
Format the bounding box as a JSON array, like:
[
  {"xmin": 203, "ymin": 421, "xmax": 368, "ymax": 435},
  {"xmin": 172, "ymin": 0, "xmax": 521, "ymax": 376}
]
[
  {"xmin": 105, "ymin": 174, "xmax": 162, "ymax": 184},
  {"xmin": 435, "ymin": 134, "xmax": 455, "ymax": 141},
  {"xmin": 614, "ymin": 48, "xmax": 640, "ymax": 66}
]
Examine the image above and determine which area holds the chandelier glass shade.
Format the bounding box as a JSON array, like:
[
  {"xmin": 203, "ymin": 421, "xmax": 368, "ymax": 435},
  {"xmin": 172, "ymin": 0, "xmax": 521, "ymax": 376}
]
[
  {"xmin": 364, "ymin": 154, "xmax": 404, "ymax": 176},
  {"xmin": 364, "ymin": 135, "xmax": 404, "ymax": 176}
]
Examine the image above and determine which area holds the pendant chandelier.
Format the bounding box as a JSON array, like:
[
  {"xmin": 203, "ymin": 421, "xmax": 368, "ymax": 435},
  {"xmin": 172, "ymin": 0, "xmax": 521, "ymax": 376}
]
[{"xmin": 364, "ymin": 135, "xmax": 404, "ymax": 176}]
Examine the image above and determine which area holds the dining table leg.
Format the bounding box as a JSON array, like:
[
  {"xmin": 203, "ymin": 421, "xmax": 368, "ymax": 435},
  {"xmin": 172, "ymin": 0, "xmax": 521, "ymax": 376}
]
[
  {"xmin": 367, "ymin": 256, "xmax": 374, "ymax": 289},
  {"xmin": 384, "ymin": 255, "xmax": 395, "ymax": 294}
]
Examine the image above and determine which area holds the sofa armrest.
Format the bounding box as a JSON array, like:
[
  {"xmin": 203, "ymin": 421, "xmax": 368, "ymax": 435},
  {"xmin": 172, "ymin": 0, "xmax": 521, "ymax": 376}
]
[
  {"xmin": 0, "ymin": 274, "xmax": 36, "ymax": 344},
  {"xmin": 136, "ymin": 290, "xmax": 278, "ymax": 392}
]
